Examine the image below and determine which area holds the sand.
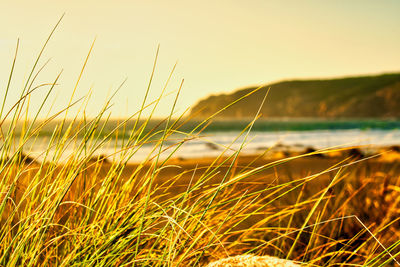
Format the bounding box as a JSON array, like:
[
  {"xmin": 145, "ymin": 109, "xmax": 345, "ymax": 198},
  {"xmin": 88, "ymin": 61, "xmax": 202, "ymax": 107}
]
[
  {"xmin": 6, "ymin": 146, "xmax": 400, "ymax": 205},
  {"xmin": 2, "ymin": 146, "xmax": 400, "ymax": 264}
]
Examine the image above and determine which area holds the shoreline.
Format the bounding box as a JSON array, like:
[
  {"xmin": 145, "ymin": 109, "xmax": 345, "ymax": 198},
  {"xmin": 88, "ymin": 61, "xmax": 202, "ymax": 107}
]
[{"xmin": 4, "ymin": 144, "xmax": 400, "ymax": 165}]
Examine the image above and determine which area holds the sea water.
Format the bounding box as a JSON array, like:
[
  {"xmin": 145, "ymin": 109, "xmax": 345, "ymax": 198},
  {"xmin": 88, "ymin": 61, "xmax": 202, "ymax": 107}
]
[{"xmin": 17, "ymin": 119, "xmax": 400, "ymax": 163}]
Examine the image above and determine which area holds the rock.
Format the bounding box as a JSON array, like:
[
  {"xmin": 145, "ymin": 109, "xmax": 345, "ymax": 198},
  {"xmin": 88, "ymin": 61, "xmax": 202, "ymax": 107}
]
[
  {"xmin": 347, "ymin": 148, "xmax": 364, "ymax": 159},
  {"xmin": 205, "ymin": 142, "xmax": 220, "ymax": 151},
  {"xmin": 389, "ymin": 145, "xmax": 400, "ymax": 153},
  {"xmin": 88, "ymin": 154, "xmax": 110, "ymax": 164},
  {"xmin": 206, "ymin": 254, "xmax": 301, "ymax": 267},
  {"xmin": 303, "ymin": 147, "xmax": 324, "ymax": 158}
]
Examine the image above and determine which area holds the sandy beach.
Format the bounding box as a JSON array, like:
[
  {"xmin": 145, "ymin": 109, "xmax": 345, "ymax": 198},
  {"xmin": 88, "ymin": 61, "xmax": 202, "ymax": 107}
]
[
  {"xmin": 2, "ymin": 145, "xmax": 400, "ymax": 265},
  {"xmin": 9, "ymin": 145, "xmax": 400, "ymax": 203}
]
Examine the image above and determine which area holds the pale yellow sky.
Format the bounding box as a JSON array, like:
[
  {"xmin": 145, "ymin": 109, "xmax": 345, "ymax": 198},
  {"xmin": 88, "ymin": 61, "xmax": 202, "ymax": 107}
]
[{"xmin": 0, "ymin": 0, "xmax": 399, "ymax": 118}]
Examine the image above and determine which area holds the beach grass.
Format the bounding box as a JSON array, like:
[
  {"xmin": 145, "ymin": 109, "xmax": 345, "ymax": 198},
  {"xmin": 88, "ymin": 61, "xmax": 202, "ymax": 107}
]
[{"xmin": 1, "ymin": 20, "xmax": 400, "ymax": 266}]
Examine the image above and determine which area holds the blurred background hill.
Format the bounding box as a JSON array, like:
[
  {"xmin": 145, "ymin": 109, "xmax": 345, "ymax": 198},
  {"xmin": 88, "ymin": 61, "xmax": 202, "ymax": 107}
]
[{"xmin": 190, "ymin": 73, "xmax": 400, "ymax": 119}]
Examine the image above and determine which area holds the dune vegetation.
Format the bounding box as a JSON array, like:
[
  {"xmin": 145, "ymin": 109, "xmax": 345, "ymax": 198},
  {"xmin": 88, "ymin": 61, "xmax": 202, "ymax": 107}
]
[{"xmin": 1, "ymin": 20, "xmax": 400, "ymax": 267}]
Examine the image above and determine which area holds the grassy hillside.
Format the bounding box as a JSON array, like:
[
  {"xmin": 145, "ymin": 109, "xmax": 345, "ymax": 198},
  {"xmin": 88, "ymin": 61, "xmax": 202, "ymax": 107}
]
[{"xmin": 190, "ymin": 73, "xmax": 400, "ymax": 118}]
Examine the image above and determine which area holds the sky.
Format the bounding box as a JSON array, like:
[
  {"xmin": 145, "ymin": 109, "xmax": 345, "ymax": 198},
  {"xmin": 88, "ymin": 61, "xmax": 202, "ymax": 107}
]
[{"xmin": 0, "ymin": 0, "xmax": 399, "ymax": 118}]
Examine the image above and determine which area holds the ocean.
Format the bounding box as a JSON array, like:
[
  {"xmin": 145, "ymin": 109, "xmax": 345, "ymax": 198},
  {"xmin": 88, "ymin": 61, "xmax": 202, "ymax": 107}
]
[{"xmin": 12, "ymin": 119, "xmax": 400, "ymax": 163}]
